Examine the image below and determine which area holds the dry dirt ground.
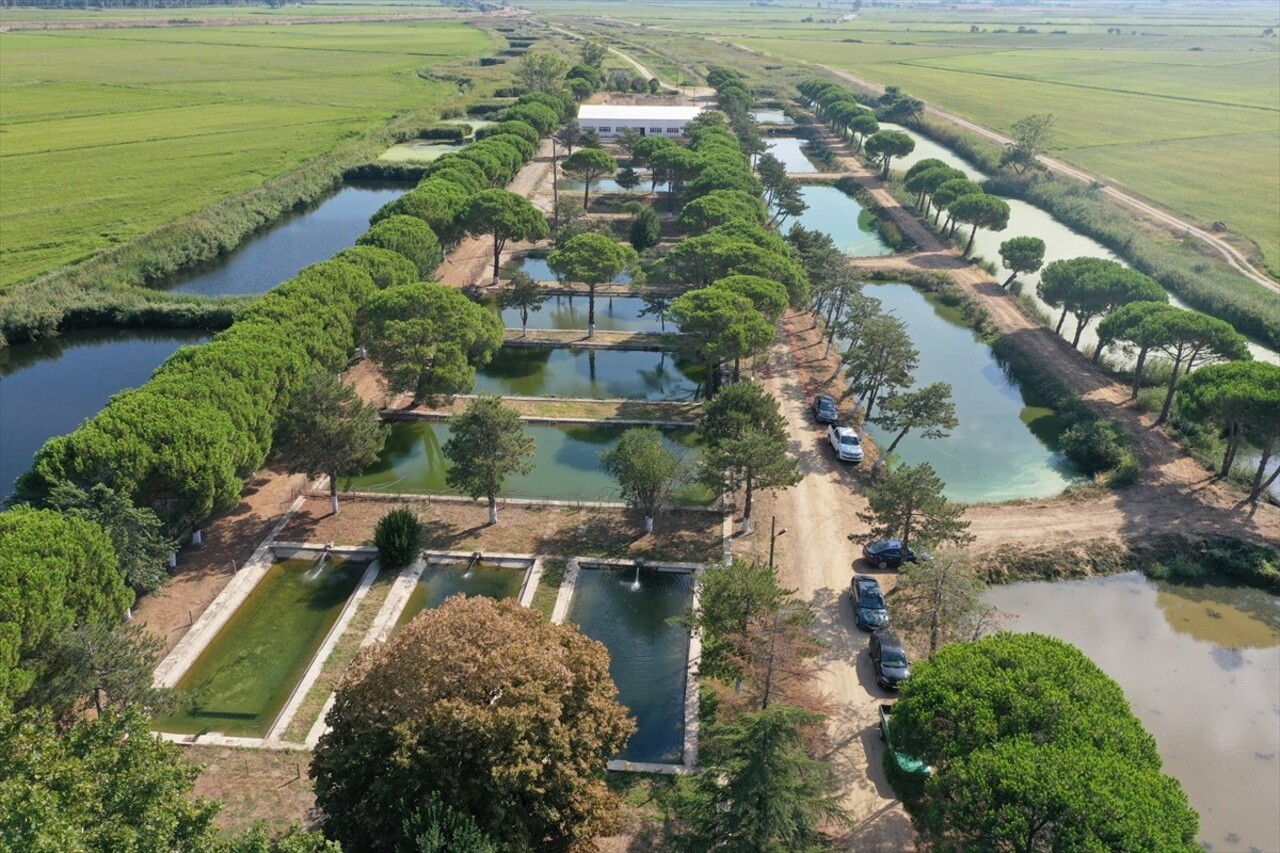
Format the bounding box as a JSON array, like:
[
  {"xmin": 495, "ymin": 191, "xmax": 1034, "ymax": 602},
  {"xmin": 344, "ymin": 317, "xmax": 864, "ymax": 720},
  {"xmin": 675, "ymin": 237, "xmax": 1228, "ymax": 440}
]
[{"xmin": 282, "ymin": 496, "xmax": 722, "ymax": 565}]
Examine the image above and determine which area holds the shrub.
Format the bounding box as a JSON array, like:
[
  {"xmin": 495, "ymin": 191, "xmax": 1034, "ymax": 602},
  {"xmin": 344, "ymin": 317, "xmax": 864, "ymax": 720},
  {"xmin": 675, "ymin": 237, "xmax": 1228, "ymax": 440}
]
[
  {"xmin": 374, "ymin": 507, "xmax": 423, "ymax": 570},
  {"xmin": 1107, "ymin": 452, "xmax": 1141, "ymax": 488},
  {"xmin": 1060, "ymin": 418, "xmax": 1129, "ymax": 474},
  {"xmin": 417, "ymin": 125, "xmax": 468, "ymax": 142}
]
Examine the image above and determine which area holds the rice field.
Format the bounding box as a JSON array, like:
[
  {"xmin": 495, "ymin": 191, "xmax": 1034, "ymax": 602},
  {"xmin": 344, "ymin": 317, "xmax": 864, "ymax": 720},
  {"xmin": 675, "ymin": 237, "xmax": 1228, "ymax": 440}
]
[
  {"xmin": 529, "ymin": 0, "xmax": 1280, "ymax": 273},
  {"xmin": 0, "ymin": 20, "xmax": 496, "ymax": 286}
]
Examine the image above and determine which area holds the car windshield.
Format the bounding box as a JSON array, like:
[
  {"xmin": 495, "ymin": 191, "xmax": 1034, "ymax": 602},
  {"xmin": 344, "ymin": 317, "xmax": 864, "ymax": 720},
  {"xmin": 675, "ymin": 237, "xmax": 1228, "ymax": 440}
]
[
  {"xmin": 840, "ymin": 435, "xmax": 859, "ymax": 446},
  {"xmin": 862, "ymin": 592, "xmax": 886, "ymax": 610},
  {"xmin": 882, "ymin": 653, "xmax": 908, "ymax": 668}
]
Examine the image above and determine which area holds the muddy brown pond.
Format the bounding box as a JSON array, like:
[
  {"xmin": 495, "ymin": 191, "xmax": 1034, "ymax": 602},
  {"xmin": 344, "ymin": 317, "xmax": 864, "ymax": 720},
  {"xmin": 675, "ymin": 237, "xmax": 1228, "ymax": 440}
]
[{"xmin": 985, "ymin": 573, "xmax": 1280, "ymax": 852}]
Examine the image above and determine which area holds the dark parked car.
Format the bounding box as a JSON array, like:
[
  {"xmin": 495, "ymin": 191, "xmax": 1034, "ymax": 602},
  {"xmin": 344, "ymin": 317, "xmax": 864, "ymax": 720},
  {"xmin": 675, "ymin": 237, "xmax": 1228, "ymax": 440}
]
[
  {"xmin": 869, "ymin": 629, "xmax": 911, "ymax": 690},
  {"xmin": 862, "ymin": 539, "xmax": 922, "ymax": 570},
  {"xmin": 851, "ymin": 574, "xmax": 889, "ymax": 631},
  {"xmin": 813, "ymin": 394, "xmax": 839, "ymax": 424}
]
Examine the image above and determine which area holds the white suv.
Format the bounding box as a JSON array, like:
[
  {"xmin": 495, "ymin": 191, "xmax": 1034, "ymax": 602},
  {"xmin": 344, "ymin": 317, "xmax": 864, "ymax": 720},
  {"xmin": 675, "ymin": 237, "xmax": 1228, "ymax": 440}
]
[{"xmin": 827, "ymin": 424, "xmax": 864, "ymax": 463}]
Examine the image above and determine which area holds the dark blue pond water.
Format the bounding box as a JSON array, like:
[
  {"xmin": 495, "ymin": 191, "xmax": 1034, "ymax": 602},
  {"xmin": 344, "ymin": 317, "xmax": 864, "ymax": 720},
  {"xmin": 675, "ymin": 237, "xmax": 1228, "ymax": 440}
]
[
  {"xmin": 162, "ymin": 183, "xmax": 406, "ymax": 296},
  {"xmin": 0, "ymin": 328, "xmax": 211, "ymax": 499}
]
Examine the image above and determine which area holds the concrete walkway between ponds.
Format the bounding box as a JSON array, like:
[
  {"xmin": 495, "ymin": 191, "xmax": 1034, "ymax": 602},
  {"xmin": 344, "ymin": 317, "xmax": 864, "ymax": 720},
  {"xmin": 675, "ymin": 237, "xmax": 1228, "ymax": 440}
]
[{"xmin": 501, "ymin": 328, "xmax": 678, "ymax": 350}]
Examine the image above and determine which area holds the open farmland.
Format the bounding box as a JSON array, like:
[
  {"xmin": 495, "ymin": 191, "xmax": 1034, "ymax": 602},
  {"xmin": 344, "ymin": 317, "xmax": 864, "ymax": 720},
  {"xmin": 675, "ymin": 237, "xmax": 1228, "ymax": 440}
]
[
  {"xmin": 0, "ymin": 1, "xmax": 451, "ymax": 24},
  {"xmin": 531, "ymin": 0, "xmax": 1280, "ymax": 275},
  {"xmin": 0, "ymin": 20, "xmax": 495, "ymax": 286}
]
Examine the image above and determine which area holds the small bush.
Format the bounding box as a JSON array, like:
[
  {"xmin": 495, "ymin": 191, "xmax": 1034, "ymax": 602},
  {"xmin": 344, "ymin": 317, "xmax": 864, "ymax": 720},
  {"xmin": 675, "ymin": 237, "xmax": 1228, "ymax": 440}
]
[
  {"xmin": 1107, "ymin": 452, "xmax": 1141, "ymax": 488},
  {"xmin": 375, "ymin": 507, "xmax": 423, "ymax": 570},
  {"xmin": 1060, "ymin": 418, "xmax": 1129, "ymax": 474},
  {"xmin": 1137, "ymin": 535, "xmax": 1280, "ymax": 593},
  {"xmin": 418, "ymin": 125, "xmax": 469, "ymax": 142}
]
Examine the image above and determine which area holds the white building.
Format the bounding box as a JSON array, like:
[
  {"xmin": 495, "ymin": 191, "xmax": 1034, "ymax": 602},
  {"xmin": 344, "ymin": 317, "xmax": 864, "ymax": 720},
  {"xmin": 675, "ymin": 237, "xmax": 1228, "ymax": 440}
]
[{"xmin": 576, "ymin": 104, "xmax": 705, "ymax": 139}]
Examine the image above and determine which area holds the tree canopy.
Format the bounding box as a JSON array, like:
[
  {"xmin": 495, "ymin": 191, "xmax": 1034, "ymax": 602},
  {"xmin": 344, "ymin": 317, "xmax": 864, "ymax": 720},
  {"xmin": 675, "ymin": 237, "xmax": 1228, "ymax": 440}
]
[
  {"xmin": 457, "ymin": 189, "xmax": 549, "ymax": 283},
  {"xmin": 497, "ymin": 269, "xmax": 548, "ymax": 336},
  {"xmin": 356, "ymin": 215, "xmax": 443, "ymax": 280},
  {"xmin": 1000, "ymin": 113, "xmax": 1055, "ymax": 174},
  {"xmin": 857, "ymin": 462, "xmax": 972, "ymax": 553},
  {"xmin": 668, "ymin": 705, "xmax": 848, "ymax": 852},
  {"xmin": 697, "ymin": 382, "xmax": 798, "ymax": 532},
  {"xmin": 273, "ymin": 371, "xmax": 388, "ymax": 514},
  {"xmin": 310, "ymin": 596, "xmax": 633, "ymax": 852},
  {"xmin": 872, "ymin": 382, "xmax": 959, "ymax": 460},
  {"xmin": 514, "ymin": 51, "xmax": 569, "ymax": 94},
  {"xmin": 0, "ymin": 708, "xmax": 221, "ymax": 851},
  {"xmin": 1150, "ymin": 308, "xmax": 1250, "ymax": 424},
  {"xmin": 671, "ymin": 288, "xmax": 774, "ymax": 395},
  {"xmin": 600, "ymin": 427, "xmax": 689, "ymax": 533},
  {"xmin": 1178, "ymin": 360, "xmax": 1280, "ymax": 500},
  {"xmin": 893, "ymin": 633, "xmax": 1199, "ymax": 852},
  {"xmin": 359, "ymin": 283, "xmax": 503, "ymax": 404},
  {"xmin": 997, "ymin": 236, "xmax": 1046, "ymax": 287},
  {"xmin": 547, "ymin": 233, "xmax": 638, "ymax": 337},
  {"xmin": 948, "ymin": 193, "xmax": 1010, "ymax": 256},
  {"xmin": 46, "ymin": 482, "xmax": 174, "ymax": 595},
  {"xmin": 863, "ymin": 130, "xmax": 915, "ymax": 177},
  {"xmin": 562, "ymin": 148, "xmax": 618, "ymax": 209},
  {"xmin": 443, "ymin": 397, "xmax": 535, "ymax": 524},
  {"xmin": 0, "ymin": 506, "xmax": 132, "ymax": 708}
]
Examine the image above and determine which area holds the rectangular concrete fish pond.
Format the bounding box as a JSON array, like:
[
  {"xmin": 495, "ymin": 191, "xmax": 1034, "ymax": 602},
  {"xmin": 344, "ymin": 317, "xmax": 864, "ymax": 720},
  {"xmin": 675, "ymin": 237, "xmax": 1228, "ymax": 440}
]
[
  {"xmin": 347, "ymin": 421, "xmax": 713, "ymax": 505},
  {"xmin": 394, "ymin": 557, "xmax": 533, "ymax": 632},
  {"xmin": 491, "ymin": 294, "xmax": 664, "ymax": 334},
  {"xmin": 564, "ymin": 563, "xmax": 696, "ymax": 766},
  {"xmin": 475, "ymin": 346, "xmax": 703, "ymax": 400},
  {"xmin": 504, "ymin": 254, "xmax": 632, "ymax": 284},
  {"xmin": 153, "ymin": 555, "xmax": 368, "ymax": 737}
]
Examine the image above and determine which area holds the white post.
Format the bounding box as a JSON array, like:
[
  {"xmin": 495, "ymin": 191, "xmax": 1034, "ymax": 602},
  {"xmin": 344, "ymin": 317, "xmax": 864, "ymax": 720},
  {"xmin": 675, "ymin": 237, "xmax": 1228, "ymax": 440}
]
[
  {"xmin": 644, "ymin": 515, "xmax": 654, "ymax": 534},
  {"xmin": 192, "ymin": 529, "xmax": 203, "ymax": 546},
  {"xmin": 168, "ymin": 552, "xmax": 178, "ymax": 569}
]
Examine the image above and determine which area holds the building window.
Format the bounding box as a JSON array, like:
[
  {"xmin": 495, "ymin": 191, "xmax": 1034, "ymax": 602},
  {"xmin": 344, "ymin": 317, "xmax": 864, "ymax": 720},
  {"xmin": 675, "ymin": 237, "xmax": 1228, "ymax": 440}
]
[
  {"xmin": 597, "ymin": 126, "xmax": 611, "ymax": 133},
  {"xmin": 650, "ymin": 127, "xmax": 663, "ymax": 133},
  {"xmin": 667, "ymin": 127, "xmax": 680, "ymax": 134}
]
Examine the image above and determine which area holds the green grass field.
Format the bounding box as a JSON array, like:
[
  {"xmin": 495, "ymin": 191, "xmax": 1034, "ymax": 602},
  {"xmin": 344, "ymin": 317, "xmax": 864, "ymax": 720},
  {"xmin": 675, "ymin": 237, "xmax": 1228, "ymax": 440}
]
[
  {"xmin": 0, "ymin": 20, "xmax": 495, "ymax": 286},
  {"xmin": 530, "ymin": 0, "xmax": 1280, "ymax": 273}
]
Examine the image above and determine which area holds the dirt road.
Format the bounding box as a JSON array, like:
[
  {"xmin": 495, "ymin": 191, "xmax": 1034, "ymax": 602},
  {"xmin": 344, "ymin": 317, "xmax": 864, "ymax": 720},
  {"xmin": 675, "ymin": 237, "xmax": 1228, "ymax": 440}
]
[{"xmin": 747, "ymin": 321, "xmax": 915, "ymax": 851}]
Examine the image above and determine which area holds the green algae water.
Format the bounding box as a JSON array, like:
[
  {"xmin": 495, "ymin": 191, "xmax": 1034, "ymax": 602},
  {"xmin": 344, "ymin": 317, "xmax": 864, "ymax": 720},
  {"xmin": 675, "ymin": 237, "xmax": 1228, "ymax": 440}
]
[
  {"xmin": 791, "ymin": 185, "xmax": 893, "ymax": 257},
  {"xmin": 395, "ymin": 562, "xmax": 526, "ymax": 631},
  {"xmin": 765, "ymin": 136, "xmax": 820, "ymax": 173},
  {"xmin": 475, "ymin": 347, "xmax": 702, "ymax": 400},
  {"xmin": 567, "ymin": 566, "xmax": 694, "ymax": 764},
  {"xmin": 155, "ymin": 556, "xmax": 366, "ymax": 737},
  {"xmin": 347, "ymin": 421, "xmax": 712, "ymax": 505},
  {"xmin": 860, "ymin": 283, "xmax": 1081, "ymax": 502}
]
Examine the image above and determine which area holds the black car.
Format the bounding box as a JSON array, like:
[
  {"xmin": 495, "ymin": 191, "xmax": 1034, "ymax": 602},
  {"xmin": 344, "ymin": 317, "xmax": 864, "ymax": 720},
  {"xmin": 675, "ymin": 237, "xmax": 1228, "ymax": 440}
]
[
  {"xmin": 851, "ymin": 574, "xmax": 890, "ymax": 631},
  {"xmin": 813, "ymin": 394, "xmax": 839, "ymax": 424},
  {"xmin": 862, "ymin": 539, "xmax": 922, "ymax": 570},
  {"xmin": 869, "ymin": 629, "xmax": 911, "ymax": 690}
]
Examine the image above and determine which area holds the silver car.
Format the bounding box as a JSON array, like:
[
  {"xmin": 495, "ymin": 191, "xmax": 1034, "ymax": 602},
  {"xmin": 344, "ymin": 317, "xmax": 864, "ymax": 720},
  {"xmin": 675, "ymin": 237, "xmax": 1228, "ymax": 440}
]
[{"xmin": 827, "ymin": 424, "xmax": 864, "ymax": 463}]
